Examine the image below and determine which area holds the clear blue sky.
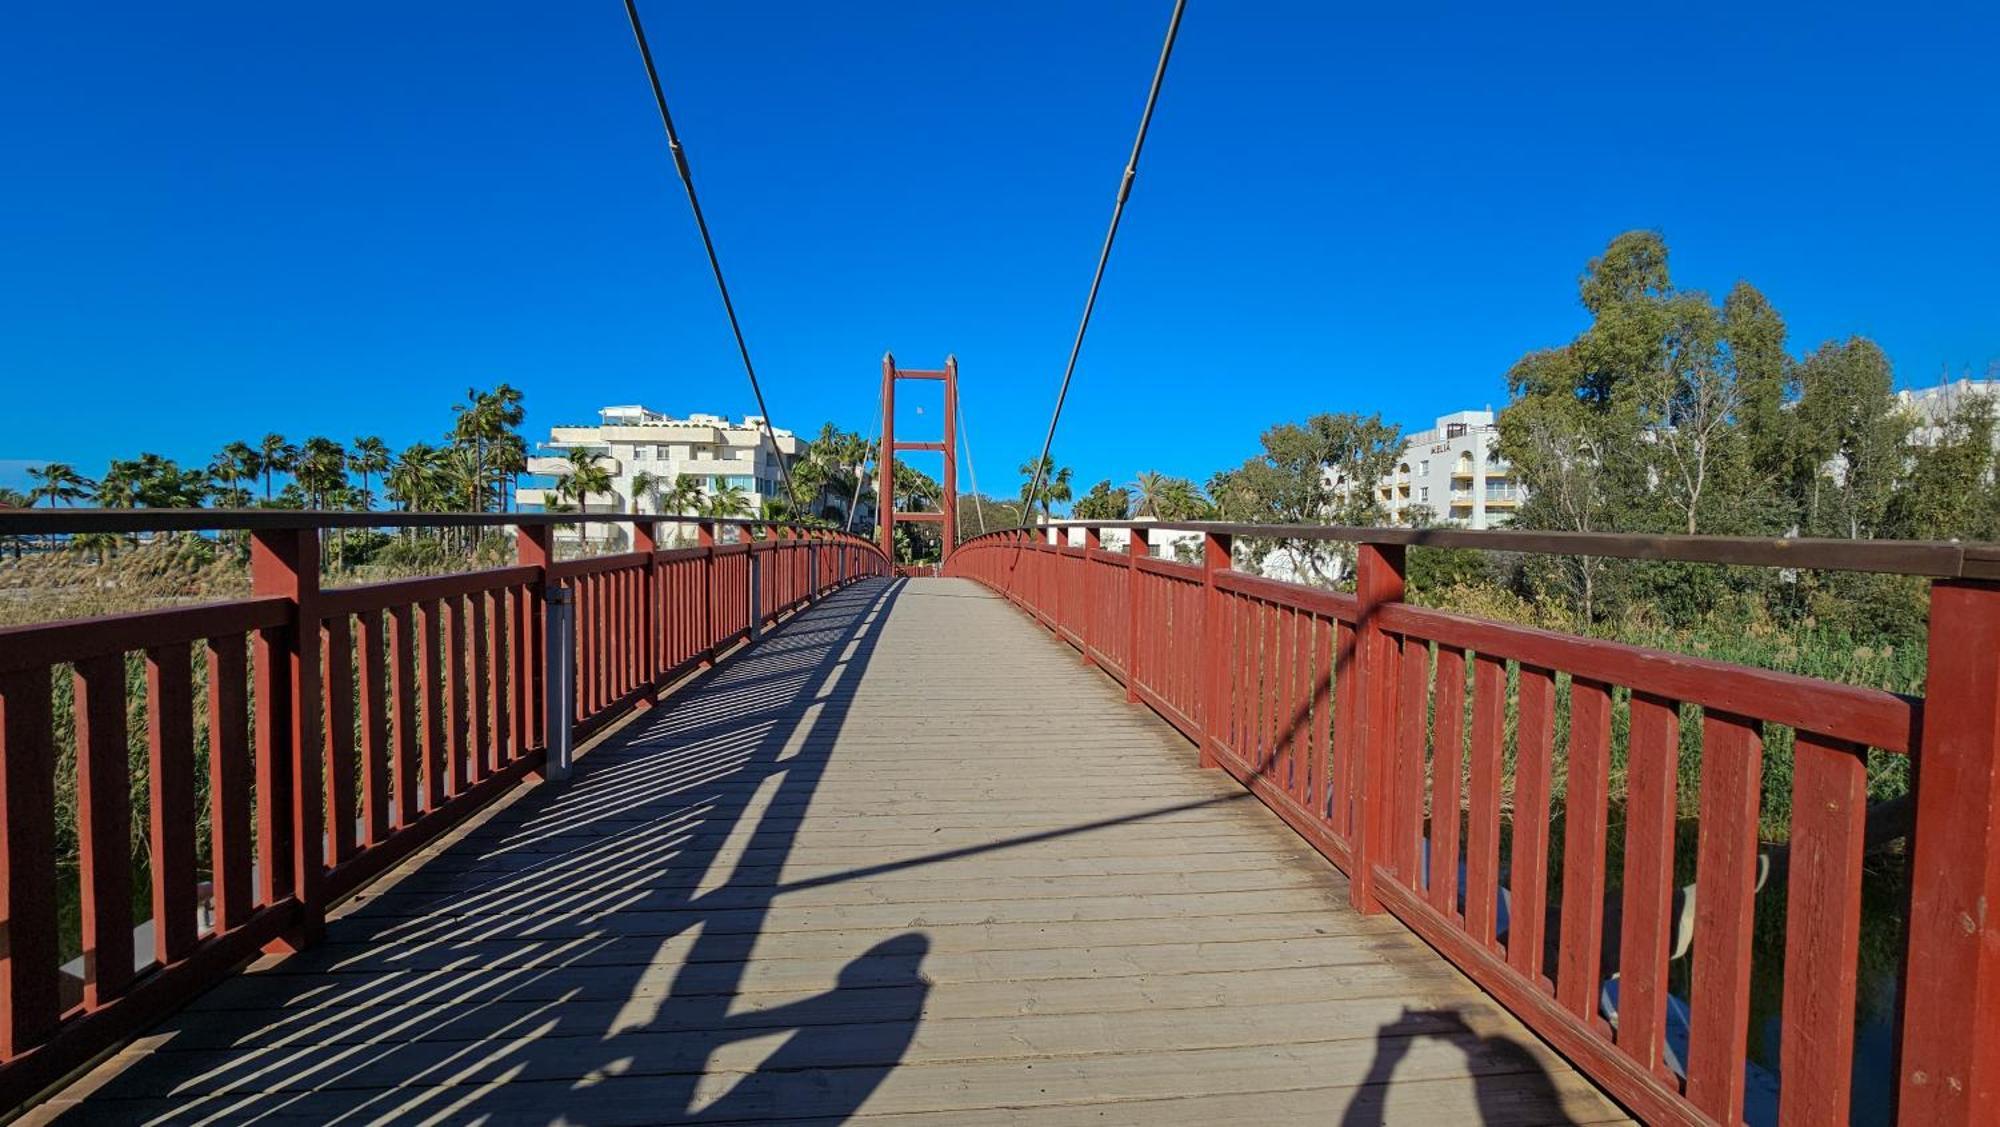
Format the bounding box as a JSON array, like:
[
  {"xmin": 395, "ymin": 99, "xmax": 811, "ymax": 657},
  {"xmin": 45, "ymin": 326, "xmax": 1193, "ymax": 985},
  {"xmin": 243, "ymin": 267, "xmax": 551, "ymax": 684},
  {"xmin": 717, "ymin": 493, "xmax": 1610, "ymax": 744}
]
[{"xmin": 4, "ymin": 1, "xmax": 1996, "ymax": 498}]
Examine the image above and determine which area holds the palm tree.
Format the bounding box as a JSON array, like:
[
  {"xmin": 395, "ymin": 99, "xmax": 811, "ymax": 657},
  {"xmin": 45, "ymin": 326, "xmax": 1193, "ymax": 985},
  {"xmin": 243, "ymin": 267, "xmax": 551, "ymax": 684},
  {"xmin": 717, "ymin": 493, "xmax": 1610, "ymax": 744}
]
[
  {"xmin": 1131, "ymin": 471, "xmax": 1170, "ymax": 518},
  {"xmin": 702, "ymin": 482, "xmax": 752, "ymax": 519},
  {"xmin": 451, "ymin": 384, "xmax": 527, "ymax": 513},
  {"xmin": 350, "ymin": 436, "xmax": 391, "ymax": 512},
  {"xmin": 630, "ymin": 470, "xmax": 661, "ymax": 515},
  {"xmin": 296, "ymin": 437, "xmax": 347, "ymax": 509},
  {"xmin": 1017, "ymin": 456, "xmax": 1073, "ymax": 520},
  {"xmin": 27, "ymin": 463, "xmax": 94, "ymax": 508},
  {"xmin": 257, "ymin": 433, "xmax": 297, "ymax": 502},
  {"xmin": 557, "ymin": 448, "xmax": 614, "ymax": 508},
  {"xmin": 95, "ymin": 461, "xmax": 140, "ymax": 508}
]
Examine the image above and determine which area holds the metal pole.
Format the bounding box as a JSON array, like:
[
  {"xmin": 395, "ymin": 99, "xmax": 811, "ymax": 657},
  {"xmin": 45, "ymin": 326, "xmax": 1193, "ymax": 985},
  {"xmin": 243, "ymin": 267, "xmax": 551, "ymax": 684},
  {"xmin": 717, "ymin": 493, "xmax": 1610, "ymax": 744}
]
[{"xmin": 543, "ymin": 586, "xmax": 575, "ymax": 783}]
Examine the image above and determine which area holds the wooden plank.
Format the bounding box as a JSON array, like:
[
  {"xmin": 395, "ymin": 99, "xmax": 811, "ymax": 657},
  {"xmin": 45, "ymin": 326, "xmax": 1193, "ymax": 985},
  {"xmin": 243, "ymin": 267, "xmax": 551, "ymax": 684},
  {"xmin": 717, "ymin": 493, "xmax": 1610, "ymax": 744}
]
[
  {"xmin": 1508, "ymin": 665, "xmax": 1554, "ymax": 985},
  {"xmin": 1466, "ymin": 653, "xmax": 1505, "ymax": 949},
  {"xmin": 1778, "ymin": 732, "xmax": 1866, "ymax": 1127},
  {"xmin": 1393, "ymin": 635, "xmax": 1428, "ymax": 886},
  {"xmin": 322, "ymin": 615, "xmax": 358, "ymax": 865},
  {"xmin": 417, "ymin": 600, "xmax": 444, "ymax": 813},
  {"xmin": 1684, "ymin": 711, "xmax": 1763, "ymax": 1121},
  {"xmin": 1428, "ymin": 647, "xmax": 1465, "ymax": 919},
  {"xmin": 1615, "ymin": 691, "xmax": 1679, "ymax": 1078},
  {"xmin": 355, "ymin": 610, "xmax": 391, "ymax": 848},
  {"xmin": 387, "ymin": 604, "xmax": 419, "ymax": 828},
  {"xmin": 203, "ymin": 637, "xmax": 252, "ymax": 934},
  {"xmin": 1557, "ymin": 678, "xmax": 1613, "ymax": 1021},
  {"xmin": 0, "ymin": 667, "xmax": 61, "ymax": 1056},
  {"xmin": 145, "ymin": 643, "xmax": 199, "ymax": 964},
  {"xmin": 72, "ymin": 657, "xmax": 134, "ymax": 1008}
]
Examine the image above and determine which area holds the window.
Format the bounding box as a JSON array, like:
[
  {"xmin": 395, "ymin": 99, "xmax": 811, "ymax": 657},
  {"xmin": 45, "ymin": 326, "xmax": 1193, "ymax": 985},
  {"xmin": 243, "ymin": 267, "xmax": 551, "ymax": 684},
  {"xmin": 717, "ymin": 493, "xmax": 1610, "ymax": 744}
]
[
  {"xmin": 1419, "ymin": 459, "xmax": 1430, "ymax": 476},
  {"xmin": 1419, "ymin": 486, "xmax": 1430, "ymax": 503}
]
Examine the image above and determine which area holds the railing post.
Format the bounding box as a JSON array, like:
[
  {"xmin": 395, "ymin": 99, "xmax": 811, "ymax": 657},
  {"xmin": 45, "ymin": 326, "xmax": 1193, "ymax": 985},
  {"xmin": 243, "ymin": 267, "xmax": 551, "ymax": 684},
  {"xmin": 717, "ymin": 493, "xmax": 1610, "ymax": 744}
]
[
  {"xmin": 542, "ymin": 586, "xmax": 575, "ymax": 783},
  {"xmin": 1350, "ymin": 541, "xmax": 1406, "ymax": 916},
  {"xmin": 1200, "ymin": 530, "xmax": 1233, "ymax": 770},
  {"xmin": 748, "ymin": 528, "xmax": 764, "ymax": 643},
  {"xmin": 698, "ymin": 520, "xmax": 718, "ymax": 660},
  {"xmin": 1901, "ymin": 578, "xmax": 2000, "ymax": 1122},
  {"xmin": 633, "ymin": 519, "xmax": 659, "ymax": 695},
  {"xmin": 1126, "ymin": 526, "xmax": 1145, "ymax": 703},
  {"xmin": 516, "ymin": 523, "xmax": 553, "ymax": 760},
  {"xmin": 249, "ymin": 526, "xmax": 324, "ymax": 950},
  {"xmin": 1079, "ymin": 526, "xmax": 1102, "ymax": 667}
]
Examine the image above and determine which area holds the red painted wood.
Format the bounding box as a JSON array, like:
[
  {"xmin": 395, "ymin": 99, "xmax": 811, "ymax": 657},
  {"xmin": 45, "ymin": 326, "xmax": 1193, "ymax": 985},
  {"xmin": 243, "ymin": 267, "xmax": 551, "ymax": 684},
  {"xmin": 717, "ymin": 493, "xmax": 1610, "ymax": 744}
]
[
  {"xmin": 486, "ymin": 590, "xmax": 505, "ymax": 772},
  {"xmin": 1685, "ymin": 710, "xmax": 1763, "ymax": 1122},
  {"xmin": 250, "ymin": 527, "xmax": 323, "ymax": 943},
  {"xmin": 1616, "ymin": 691, "xmax": 1680, "ymax": 1078},
  {"xmin": 1332, "ymin": 620, "xmax": 1359, "ymax": 836},
  {"xmin": 1394, "ymin": 636, "xmax": 1429, "ymax": 886},
  {"xmin": 444, "ymin": 596, "xmax": 468, "ymax": 797},
  {"xmin": 72, "ymin": 656, "xmax": 133, "ymax": 1006},
  {"xmin": 1381, "ymin": 602, "xmax": 1914, "ymax": 754},
  {"xmin": 1312, "ymin": 616, "xmax": 1333, "ymax": 830},
  {"xmin": 0, "ymin": 667, "xmax": 60, "ymax": 1057},
  {"xmin": 252, "ymin": 623, "xmax": 292, "ymax": 906},
  {"xmin": 1902, "ymin": 578, "xmax": 2000, "ymax": 1122},
  {"xmin": 417, "ymin": 601, "xmax": 445, "ymax": 813},
  {"xmin": 1428, "ymin": 647, "xmax": 1466, "ymax": 919},
  {"xmin": 355, "ymin": 610, "xmax": 391, "ymax": 847},
  {"xmin": 1508, "ymin": 666, "xmax": 1555, "ymax": 985},
  {"xmin": 322, "ymin": 615, "xmax": 358, "ymax": 865},
  {"xmin": 145, "ymin": 643, "xmax": 199, "ymax": 963},
  {"xmin": 1199, "ymin": 532, "xmax": 1231, "ymax": 769},
  {"xmin": 203, "ymin": 637, "xmax": 252, "ymax": 934},
  {"xmin": 468, "ymin": 592, "xmax": 489, "ymax": 783},
  {"xmin": 388, "ymin": 605, "xmax": 419, "ymax": 827},
  {"xmin": 1779, "ymin": 733, "xmax": 1866, "ymax": 1127},
  {"xmin": 1556, "ymin": 677, "xmax": 1612, "ymax": 1021},
  {"xmin": 0, "ymin": 597, "xmax": 290, "ymax": 674},
  {"xmin": 1352, "ymin": 542, "xmax": 1405, "ymax": 914},
  {"xmin": 1466, "ymin": 654, "xmax": 1505, "ymax": 949}
]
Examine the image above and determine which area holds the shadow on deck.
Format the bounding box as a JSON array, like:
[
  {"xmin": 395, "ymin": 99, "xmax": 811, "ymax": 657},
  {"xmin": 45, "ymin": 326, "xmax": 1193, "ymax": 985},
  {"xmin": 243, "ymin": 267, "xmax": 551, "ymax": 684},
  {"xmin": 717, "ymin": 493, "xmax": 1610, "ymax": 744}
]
[{"xmin": 31, "ymin": 578, "xmax": 1625, "ymax": 1125}]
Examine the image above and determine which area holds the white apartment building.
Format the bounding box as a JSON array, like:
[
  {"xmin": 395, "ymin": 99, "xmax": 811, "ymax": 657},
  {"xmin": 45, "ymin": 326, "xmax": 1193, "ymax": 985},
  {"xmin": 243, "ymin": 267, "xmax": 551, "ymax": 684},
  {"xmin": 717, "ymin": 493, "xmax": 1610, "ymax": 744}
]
[
  {"xmin": 1328, "ymin": 409, "xmax": 1525, "ymax": 530},
  {"xmin": 515, "ymin": 406, "xmax": 803, "ymax": 542},
  {"xmin": 1898, "ymin": 379, "xmax": 2000, "ymax": 448}
]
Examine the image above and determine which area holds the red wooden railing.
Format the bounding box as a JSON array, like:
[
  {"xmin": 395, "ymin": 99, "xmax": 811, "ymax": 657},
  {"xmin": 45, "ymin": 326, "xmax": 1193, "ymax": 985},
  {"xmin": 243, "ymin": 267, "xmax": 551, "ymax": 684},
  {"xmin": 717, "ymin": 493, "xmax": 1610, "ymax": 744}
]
[
  {"xmin": 947, "ymin": 521, "xmax": 2000, "ymax": 1127},
  {"xmin": 0, "ymin": 510, "xmax": 888, "ymax": 1106}
]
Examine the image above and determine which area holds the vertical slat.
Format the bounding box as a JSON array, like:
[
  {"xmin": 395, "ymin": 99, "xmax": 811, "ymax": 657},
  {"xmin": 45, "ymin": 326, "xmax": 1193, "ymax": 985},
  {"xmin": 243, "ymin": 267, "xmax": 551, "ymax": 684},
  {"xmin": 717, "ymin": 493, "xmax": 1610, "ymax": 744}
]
[
  {"xmin": 388, "ymin": 604, "xmax": 420, "ymax": 826},
  {"xmin": 356, "ymin": 610, "xmax": 391, "ymax": 847},
  {"xmin": 418, "ymin": 600, "xmax": 445, "ymax": 812},
  {"xmin": 322, "ymin": 615, "xmax": 357, "ymax": 865},
  {"xmin": 1684, "ymin": 711, "xmax": 1764, "ymax": 1121},
  {"xmin": 1331, "ymin": 621, "xmax": 1359, "ymax": 834},
  {"xmin": 253, "ymin": 623, "xmax": 292, "ymax": 905},
  {"xmin": 1310, "ymin": 615, "xmax": 1332, "ymax": 824},
  {"xmin": 1509, "ymin": 665, "xmax": 1555, "ymax": 984},
  {"xmin": 1557, "ymin": 677, "xmax": 1613, "ymax": 1020},
  {"xmin": 1274, "ymin": 603, "xmax": 1294, "ymax": 784},
  {"xmin": 1616, "ymin": 690, "xmax": 1680, "ymax": 1077},
  {"xmin": 486, "ymin": 589, "xmax": 505, "ymax": 773},
  {"xmin": 1290, "ymin": 607, "xmax": 1310, "ymax": 798},
  {"xmin": 1427, "ymin": 647, "xmax": 1466, "ymax": 918},
  {"xmin": 73, "ymin": 656, "xmax": 133, "ymax": 1006},
  {"xmin": 146, "ymin": 643, "xmax": 199, "ymax": 963},
  {"xmin": 0, "ymin": 667, "xmax": 59, "ymax": 1056},
  {"xmin": 1778, "ymin": 733, "xmax": 1866, "ymax": 1127},
  {"xmin": 204, "ymin": 637, "xmax": 252, "ymax": 934},
  {"xmin": 468, "ymin": 591, "xmax": 489, "ymax": 784},
  {"xmin": 509, "ymin": 586, "xmax": 529, "ymax": 759},
  {"xmin": 1466, "ymin": 654, "xmax": 1505, "ymax": 948},
  {"xmin": 1393, "ymin": 636, "xmax": 1429, "ymax": 887},
  {"xmin": 444, "ymin": 595, "xmax": 467, "ymax": 797}
]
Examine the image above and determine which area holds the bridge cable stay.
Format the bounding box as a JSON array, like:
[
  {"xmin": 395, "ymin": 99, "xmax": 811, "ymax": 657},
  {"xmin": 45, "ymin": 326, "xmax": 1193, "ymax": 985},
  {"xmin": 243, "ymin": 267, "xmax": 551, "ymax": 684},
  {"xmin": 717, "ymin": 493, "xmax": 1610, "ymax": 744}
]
[
  {"xmin": 845, "ymin": 393, "xmax": 885, "ymax": 534},
  {"xmin": 620, "ymin": 0, "xmax": 797, "ymax": 509},
  {"xmin": 1017, "ymin": 0, "xmax": 1189, "ymax": 527},
  {"xmin": 956, "ymin": 393, "xmax": 989, "ymax": 535}
]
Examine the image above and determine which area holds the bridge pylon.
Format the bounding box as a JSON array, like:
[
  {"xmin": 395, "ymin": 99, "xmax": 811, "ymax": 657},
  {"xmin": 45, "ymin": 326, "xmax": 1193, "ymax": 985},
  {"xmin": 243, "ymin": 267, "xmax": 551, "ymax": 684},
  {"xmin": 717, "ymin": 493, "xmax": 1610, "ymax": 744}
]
[{"xmin": 878, "ymin": 353, "xmax": 958, "ymax": 563}]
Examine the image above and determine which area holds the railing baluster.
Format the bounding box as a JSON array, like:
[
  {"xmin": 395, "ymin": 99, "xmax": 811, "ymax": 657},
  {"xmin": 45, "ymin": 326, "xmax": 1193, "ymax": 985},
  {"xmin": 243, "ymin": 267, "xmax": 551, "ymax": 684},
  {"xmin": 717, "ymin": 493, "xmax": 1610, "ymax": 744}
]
[
  {"xmin": 418, "ymin": 600, "xmax": 445, "ymax": 813},
  {"xmin": 0, "ymin": 667, "xmax": 60, "ymax": 1056},
  {"xmin": 73, "ymin": 656, "xmax": 133, "ymax": 1005},
  {"xmin": 1393, "ymin": 636, "xmax": 1428, "ymax": 887},
  {"xmin": 356, "ymin": 610, "xmax": 391, "ymax": 846},
  {"xmin": 204, "ymin": 636, "xmax": 252, "ymax": 932},
  {"xmin": 1427, "ymin": 647, "xmax": 1465, "ymax": 919},
  {"xmin": 1616, "ymin": 690, "xmax": 1681, "ymax": 1078},
  {"xmin": 1466, "ymin": 653, "xmax": 1505, "ymax": 949},
  {"xmin": 1508, "ymin": 665, "xmax": 1555, "ymax": 985},
  {"xmin": 1556, "ymin": 676, "xmax": 1612, "ymax": 1022},
  {"xmin": 1685, "ymin": 710, "xmax": 1763, "ymax": 1121},
  {"xmin": 323, "ymin": 615, "xmax": 358, "ymax": 865},
  {"xmin": 145, "ymin": 643, "xmax": 199, "ymax": 963},
  {"xmin": 1779, "ymin": 732, "xmax": 1865, "ymax": 1127}
]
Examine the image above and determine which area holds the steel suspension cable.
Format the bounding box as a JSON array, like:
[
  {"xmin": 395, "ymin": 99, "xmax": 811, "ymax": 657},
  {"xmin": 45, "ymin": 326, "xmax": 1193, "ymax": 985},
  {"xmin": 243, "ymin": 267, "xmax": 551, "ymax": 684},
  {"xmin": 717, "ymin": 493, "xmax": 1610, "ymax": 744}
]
[
  {"xmin": 956, "ymin": 393, "xmax": 989, "ymax": 536},
  {"xmin": 1017, "ymin": 0, "xmax": 1188, "ymax": 526},
  {"xmin": 620, "ymin": 0, "xmax": 796, "ymax": 509},
  {"xmin": 845, "ymin": 395, "xmax": 884, "ymax": 534}
]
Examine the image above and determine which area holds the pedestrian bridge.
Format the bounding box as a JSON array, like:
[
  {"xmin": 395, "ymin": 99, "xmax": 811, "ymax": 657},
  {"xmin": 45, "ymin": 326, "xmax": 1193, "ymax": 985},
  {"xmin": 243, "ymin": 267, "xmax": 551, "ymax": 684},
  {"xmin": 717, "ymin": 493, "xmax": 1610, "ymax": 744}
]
[{"xmin": 2, "ymin": 511, "xmax": 1997, "ymax": 1125}]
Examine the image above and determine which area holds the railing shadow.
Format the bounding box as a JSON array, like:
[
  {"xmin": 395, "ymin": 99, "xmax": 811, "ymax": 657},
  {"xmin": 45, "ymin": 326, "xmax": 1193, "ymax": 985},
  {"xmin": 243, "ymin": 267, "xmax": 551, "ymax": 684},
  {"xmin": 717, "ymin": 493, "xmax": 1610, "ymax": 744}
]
[{"xmin": 48, "ymin": 578, "xmax": 933, "ymax": 1124}]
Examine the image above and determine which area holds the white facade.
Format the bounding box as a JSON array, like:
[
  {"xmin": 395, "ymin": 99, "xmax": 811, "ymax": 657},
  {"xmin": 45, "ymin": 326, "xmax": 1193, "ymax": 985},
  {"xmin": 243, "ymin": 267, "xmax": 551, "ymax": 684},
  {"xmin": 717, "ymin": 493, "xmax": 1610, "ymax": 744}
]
[
  {"xmin": 515, "ymin": 406, "xmax": 803, "ymax": 542},
  {"xmin": 1331, "ymin": 409, "xmax": 1524, "ymax": 530},
  {"xmin": 1897, "ymin": 379, "xmax": 2000, "ymax": 448}
]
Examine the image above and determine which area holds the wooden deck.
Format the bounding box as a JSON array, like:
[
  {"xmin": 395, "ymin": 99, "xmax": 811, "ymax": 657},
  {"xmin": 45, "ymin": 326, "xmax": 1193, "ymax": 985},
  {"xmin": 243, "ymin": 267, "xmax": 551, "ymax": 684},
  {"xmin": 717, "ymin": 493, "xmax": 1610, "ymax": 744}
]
[{"xmin": 33, "ymin": 577, "xmax": 1627, "ymax": 1125}]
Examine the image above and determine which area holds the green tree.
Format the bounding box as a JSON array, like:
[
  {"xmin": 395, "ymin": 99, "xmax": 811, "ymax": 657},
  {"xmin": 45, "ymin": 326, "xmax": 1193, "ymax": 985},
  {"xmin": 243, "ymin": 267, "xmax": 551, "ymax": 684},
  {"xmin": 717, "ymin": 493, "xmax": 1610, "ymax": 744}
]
[
  {"xmin": 1207, "ymin": 412, "xmax": 1402, "ymax": 585},
  {"xmin": 349, "ymin": 436, "xmax": 391, "ymax": 512},
  {"xmin": 27, "ymin": 463, "xmax": 94, "ymax": 508},
  {"xmin": 1073, "ymin": 479, "xmax": 1132, "ymax": 520},
  {"xmin": 1790, "ymin": 339, "xmax": 1907, "ymax": 539},
  {"xmin": 295, "ymin": 437, "xmax": 347, "ymax": 509},
  {"xmin": 1017, "ymin": 456, "xmax": 1073, "ymax": 520},
  {"xmin": 256, "ymin": 433, "xmax": 297, "ymax": 502}
]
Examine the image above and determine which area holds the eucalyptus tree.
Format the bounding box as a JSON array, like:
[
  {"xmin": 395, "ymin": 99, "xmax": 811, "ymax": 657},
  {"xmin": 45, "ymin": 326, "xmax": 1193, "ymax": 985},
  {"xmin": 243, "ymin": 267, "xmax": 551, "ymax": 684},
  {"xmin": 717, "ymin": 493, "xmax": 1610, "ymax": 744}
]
[{"xmin": 1073, "ymin": 479, "xmax": 1132, "ymax": 520}]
